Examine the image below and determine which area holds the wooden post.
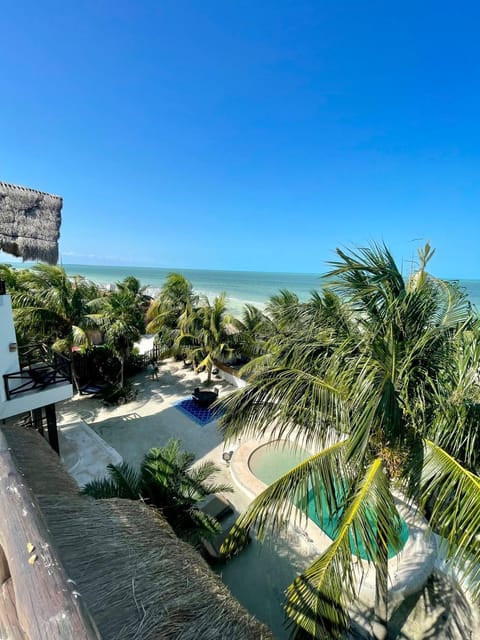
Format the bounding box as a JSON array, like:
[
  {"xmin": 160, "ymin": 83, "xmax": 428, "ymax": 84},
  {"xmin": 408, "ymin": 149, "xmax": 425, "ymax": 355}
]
[
  {"xmin": 45, "ymin": 403, "xmax": 59, "ymax": 455},
  {"xmin": 31, "ymin": 408, "xmax": 44, "ymax": 436},
  {"xmin": 0, "ymin": 431, "xmax": 101, "ymax": 639}
]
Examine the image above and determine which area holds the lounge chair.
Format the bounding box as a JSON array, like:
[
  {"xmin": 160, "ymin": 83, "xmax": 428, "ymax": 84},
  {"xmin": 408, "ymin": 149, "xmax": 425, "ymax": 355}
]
[
  {"xmin": 200, "ymin": 494, "xmax": 234, "ymax": 521},
  {"xmin": 199, "ymin": 495, "xmax": 235, "ymax": 564}
]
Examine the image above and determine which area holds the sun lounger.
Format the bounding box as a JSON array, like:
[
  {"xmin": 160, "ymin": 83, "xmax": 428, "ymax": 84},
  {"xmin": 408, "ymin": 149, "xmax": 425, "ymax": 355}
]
[{"xmin": 200, "ymin": 494, "xmax": 234, "ymax": 521}]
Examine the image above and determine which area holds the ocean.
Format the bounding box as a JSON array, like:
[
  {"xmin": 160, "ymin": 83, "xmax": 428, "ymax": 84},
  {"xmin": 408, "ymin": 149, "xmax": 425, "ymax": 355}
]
[
  {"xmin": 6, "ymin": 262, "xmax": 480, "ymax": 318},
  {"xmin": 62, "ymin": 264, "xmax": 325, "ymax": 316}
]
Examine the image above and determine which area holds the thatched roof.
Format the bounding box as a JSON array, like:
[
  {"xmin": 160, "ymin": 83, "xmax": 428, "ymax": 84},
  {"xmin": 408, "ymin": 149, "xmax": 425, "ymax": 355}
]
[
  {"xmin": 0, "ymin": 182, "xmax": 62, "ymax": 264},
  {"xmin": 1, "ymin": 426, "xmax": 273, "ymax": 640}
]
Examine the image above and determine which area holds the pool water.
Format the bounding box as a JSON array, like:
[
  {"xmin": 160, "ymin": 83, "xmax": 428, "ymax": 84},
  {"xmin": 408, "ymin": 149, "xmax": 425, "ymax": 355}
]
[
  {"xmin": 249, "ymin": 441, "xmax": 409, "ymax": 560},
  {"xmin": 249, "ymin": 443, "xmax": 310, "ymax": 484}
]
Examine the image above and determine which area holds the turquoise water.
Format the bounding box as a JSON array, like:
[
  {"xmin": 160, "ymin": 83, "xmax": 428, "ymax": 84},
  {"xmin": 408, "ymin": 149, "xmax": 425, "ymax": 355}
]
[
  {"xmin": 3, "ymin": 260, "xmax": 480, "ymax": 318},
  {"xmin": 60, "ymin": 264, "xmax": 324, "ymax": 316},
  {"xmin": 249, "ymin": 441, "xmax": 408, "ymax": 560}
]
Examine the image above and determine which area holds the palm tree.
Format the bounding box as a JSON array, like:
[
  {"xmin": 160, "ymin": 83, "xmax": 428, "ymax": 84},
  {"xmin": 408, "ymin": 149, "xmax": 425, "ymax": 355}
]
[
  {"xmin": 146, "ymin": 273, "xmax": 198, "ymax": 355},
  {"xmin": 266, "ymin": 289, "xmax": 302, "ymax": 332},
  {"xmin": 82, "ymin": 439, "xmax": 232, "ymax": 548},
  {"xmin": 234, "ymin": 303, "xmax": 273, "ymax": 361},
  {"xmin": 116, "ymin": 275, "xmax": 151, "ymax": 311},
  {"xmin": 177, "ymin": 293, "xmax": 238, "ymax": 383},
  {"xmin": 219, "ymin": 243, "xmax": 480, "ymax": 639},
  {"xmin": 0, "ymin": 264, "xmax": 25, "ymax": 293},
  {"xmin": 11, "ymin": 264, "xmax": 100, "ymax": 392},
  {"xmin": 92, "ymin": 287, "xmax": 145, "ymax": 388}
]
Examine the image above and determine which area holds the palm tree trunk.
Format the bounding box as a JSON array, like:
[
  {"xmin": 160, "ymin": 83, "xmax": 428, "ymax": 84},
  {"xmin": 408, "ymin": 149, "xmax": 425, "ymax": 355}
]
[
  {"xmin": 207, "ymin": 362, "xmax": 212, "ymax": 384},
  {"xmin": 373, "ymin": 534, "xmax": 388, "ymax": 640},
  {"xmin": 70, "ymin": 354, "xmax": 81, "ymax": 395}
]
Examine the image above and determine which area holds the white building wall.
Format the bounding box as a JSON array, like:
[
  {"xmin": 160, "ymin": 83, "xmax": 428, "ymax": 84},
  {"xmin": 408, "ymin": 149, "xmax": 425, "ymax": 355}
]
[
  {"xmin": 216, "ymin": 367, "xmax": 247, "ymax": 389},
  {"xmin": 0, "ymin": 294, "xmax": 20, "ymax": 404},
  {"xmin": 0, "ymin": 383, "xmax": 73, "ymax": 420},
  {"xmin": 0, "ymin": 292, "xmax": 73, "ymax": 419}
]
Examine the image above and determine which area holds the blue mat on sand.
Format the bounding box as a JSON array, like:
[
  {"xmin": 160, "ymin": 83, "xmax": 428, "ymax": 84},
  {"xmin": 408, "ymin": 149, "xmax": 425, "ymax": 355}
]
[{"xmin": 174, "ymin": 398, "xmax": 224, "ymax": 426}]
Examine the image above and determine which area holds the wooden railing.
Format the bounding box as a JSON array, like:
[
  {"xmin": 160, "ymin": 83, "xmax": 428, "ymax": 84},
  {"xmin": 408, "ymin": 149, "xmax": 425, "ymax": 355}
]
[
  {"xmin": 3, "ymin": 345, "xmax": 72, "ymax": 401},
  {"xmin": 0, "ymin": 431, "xmax": 100, "ymax": 639}
]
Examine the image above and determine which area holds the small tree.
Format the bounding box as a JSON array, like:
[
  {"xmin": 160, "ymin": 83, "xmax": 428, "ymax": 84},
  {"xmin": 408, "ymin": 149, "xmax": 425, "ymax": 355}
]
[{"xmin": 82, "ymin": 439, "xmax": 232, "ymax": 547}]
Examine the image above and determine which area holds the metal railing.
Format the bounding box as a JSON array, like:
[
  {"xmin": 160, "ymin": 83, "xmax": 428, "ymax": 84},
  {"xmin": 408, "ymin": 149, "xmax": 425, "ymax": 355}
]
[
  {"xmin": 138, "ymin": 343, "xmax": 165, "ymax": 367},
  {"xmin": 3, "ymin": 344, "xmax": 72, "ymax": 401}
]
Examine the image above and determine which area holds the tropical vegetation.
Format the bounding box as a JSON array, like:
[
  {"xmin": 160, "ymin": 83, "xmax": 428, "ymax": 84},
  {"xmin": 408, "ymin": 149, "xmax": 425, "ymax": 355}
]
[
  {"xmin": 6, "ymin": 264, "xmax": 100, "ymax": 392},
  {"xmin": 82, "ymin": 439, "xmax": 232, "ymax": 548},
  {"xmin": 176, "ymin": 292, "xmax": 240, "ymax": 383},
  {"xmin": 146, "ymin": 272, "xmax": 198, "ymax": 356},
  {"xmin": 3, "ymin": 246, "xmax": 480, "ymax": 639},
  {"xmin": 218, "ymin": 243, "xmax": 480, "ymax": 639},
  {"xmin": 90, "ymin": 278, "xmax": 146, "ymax": 387}
]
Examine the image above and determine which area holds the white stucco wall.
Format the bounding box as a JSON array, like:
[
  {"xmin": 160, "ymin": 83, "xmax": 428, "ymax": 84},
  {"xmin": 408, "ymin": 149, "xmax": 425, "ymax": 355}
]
[
  {"xmin": 0, "ymin": 294, "xmax": 20, "ymax": 403},
  {"xmin": 216, "ymin": 367, "xmax": 247, "ymax": 388},
  {"xmin": 0, "ymin": 383, "xmax": 73, "ymax": 420},
  {"xmin": 0, "ymin": 293, "xmax": 73, "ymax": 419}
]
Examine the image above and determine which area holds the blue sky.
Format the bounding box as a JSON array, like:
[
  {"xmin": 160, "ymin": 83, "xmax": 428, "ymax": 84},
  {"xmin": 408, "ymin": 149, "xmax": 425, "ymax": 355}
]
[{"xmin": 1, "ymin": 1, "xmax": 480, "ymax": 277}]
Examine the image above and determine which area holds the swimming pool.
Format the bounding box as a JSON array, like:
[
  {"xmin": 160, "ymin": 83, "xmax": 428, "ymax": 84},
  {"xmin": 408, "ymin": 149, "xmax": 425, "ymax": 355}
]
[{"xmin": 249, "ymin": 440, "xmax": 409, "ymax": 560}]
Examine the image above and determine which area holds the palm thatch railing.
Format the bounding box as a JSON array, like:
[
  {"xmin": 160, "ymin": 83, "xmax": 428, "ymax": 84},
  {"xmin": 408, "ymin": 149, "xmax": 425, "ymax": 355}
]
[
  {"xmin": 0, "ymin": 182, "xmax": 62, "ymax": 264},
  {"xmin": 3, "ymin": 344, "xmax": 72, "ymax": 400},
  {"xmin": 0, "ymin": 430, "xmax": 100, "ymax": 639},
  {"xmin": 0, "ymin": 425, "xmax": 273, "ymax": 639}
]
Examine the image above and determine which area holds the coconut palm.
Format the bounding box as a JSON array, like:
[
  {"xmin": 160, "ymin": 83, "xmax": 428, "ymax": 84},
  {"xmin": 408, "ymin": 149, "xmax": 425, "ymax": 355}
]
[
  {"xmin": 82, "ymin": 439, "xmax": 232, "ymax": 547},
  {"xmin": 92, "ymin": 287, "xmax": 145, "ymax": 388},
  {"xmin": 0, "ymin": 264, "xmax": 25, "ymax": 293},
  {"xmin": 116, "ymin": 275, "xmax": 151, "ymax": 311},
  {"xmin": 146, "ymin": 272, "xmax": 198, "ymax": 355},
  {"xmin": 177, "ymin": 293, "xmax": 238, "ymax": 383},
  {"xmin": 219, "ymin": 243, "xmax": 480, "ymax": 639},
  {"xmin": 233, "ymin": 303, "xmax": 273, "ymax": 361},
  {"xmin": 11, "ymin": 264, "xmax": 100, "ymax": 392},
  {"xmin": 265, "ymin": 289, "xmax": 302, "ymax": 333}
]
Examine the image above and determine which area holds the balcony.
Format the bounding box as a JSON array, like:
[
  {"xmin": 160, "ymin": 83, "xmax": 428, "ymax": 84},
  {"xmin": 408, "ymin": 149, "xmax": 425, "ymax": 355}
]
[
  {"xmin": 1, "ymin": 344, "xmax": 73, "ymax": 420},
  {"xmin": 4, "ymin": 344, "xmax": 72, "ymax": 400}
]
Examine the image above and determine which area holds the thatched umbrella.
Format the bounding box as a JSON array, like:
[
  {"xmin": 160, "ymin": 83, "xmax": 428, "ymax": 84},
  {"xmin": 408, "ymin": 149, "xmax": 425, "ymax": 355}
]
[
  {"xmin": 0, "ymin": 182, "xmax": 62, "ymax": 264},
  {"xmin": 1, "ymin": 426, "xmax": 273, "ymax": 640}
]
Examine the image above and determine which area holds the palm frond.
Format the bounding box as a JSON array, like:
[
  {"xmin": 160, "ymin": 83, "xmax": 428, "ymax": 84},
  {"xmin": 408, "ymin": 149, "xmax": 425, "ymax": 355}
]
[
  {"xmin": 81, "ymin": 462, "xmax": 141, "ymax": 499},
  {"xmin": 187, "ymin": 508, "xmax": 223, "ymax": 542},
  {"xmin": 81, "ymin": 476, "xmax": 123, "ymax": 499},
  {"xmin": 220, "ymin": 441, "xmax": 348, "ymax": 557},
  {"xmin": 107, "ymin": 462, "xmax": 142, "ymax": 499},
  {"xmin": 421, "ymin": 440, "xmax": 480, "ymax": 597},
  {"xmin": 238, "ymin": 353, "xmax": 274, "ymax": 376},
  {"xmin": 285, "ymin": 458, "xmax": 401, "ymax": 638},
  {"xmin": 188, "ymin": 461, "xmax": 233, "ymax": 497},
  {"xmin": 219, "ymin": 367, "xmax": 346, "ymax": 448}
]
